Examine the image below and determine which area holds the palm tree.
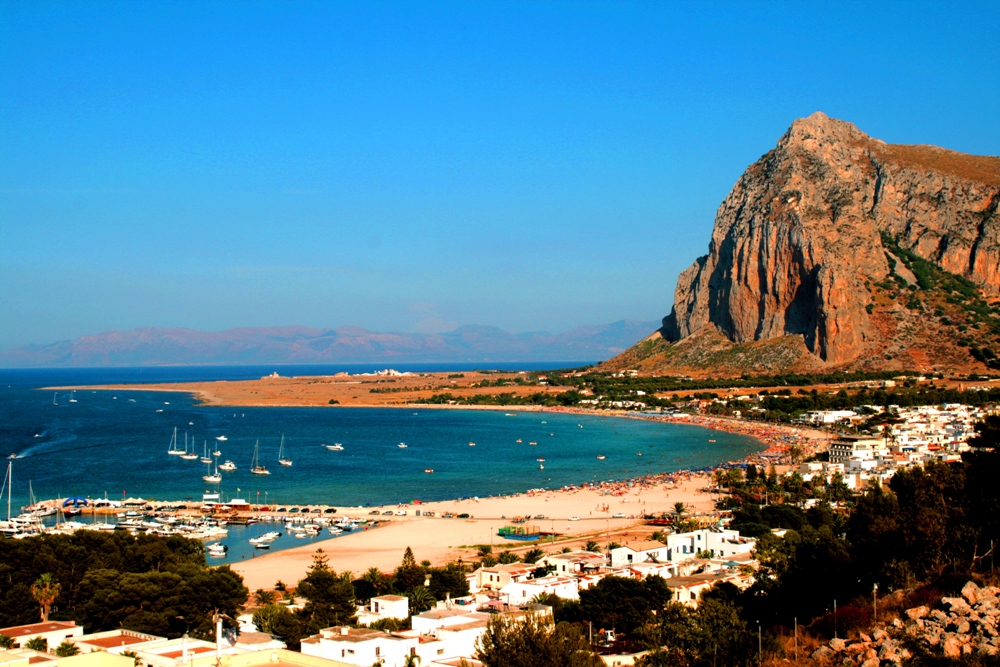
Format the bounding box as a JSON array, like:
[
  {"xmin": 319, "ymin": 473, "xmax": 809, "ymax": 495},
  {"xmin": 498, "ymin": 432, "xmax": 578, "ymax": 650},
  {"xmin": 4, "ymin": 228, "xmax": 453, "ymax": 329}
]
[
  {"xmin": 584, "ymin": 540, "xmax": 601, "ymax": 553},
  {"xmin": 480, "ymin": 555, "xmax": 498, "ymax": 567},
  {"xmin": 121, "ymin": 651, "xmax": 141, "ymax": 667},
  {"xmin": 254, "ymin": 589, "xmax": 276, "ymax": 606},
  {"xmin": 673, "ymin": 502, "xmax": 687, "ymax": 521},
  {"xmin": 523, "ymin": 548, "xmax": 545, "ymax": 564},
  {"xmin": 402, "ymin": 654, "xmax": 421, "ymax": 667},
  {"xmin": 0, "ymin": 635, "xmax": 14, "ymax": 650},
  {"xmin": 31, "ymin": 573, "xmax": 60, "ymax": 622},
  {"xmin": 498, "ymin": 550, "xmax": 520, "ymax": 564},
  {"xmin": 54, "ymin": 642, "xmax": 80, "ymax": 657},
  {"xmin": 25, "ymin": 637, "xmax": 48, "ymax": 652},
  {"xmin": 477, "ymin": 545, "xmax": 493, "ymax": 558},
  {"xmin": 407, "ymin": 586, "xmax": 436, "ymax": 613}
]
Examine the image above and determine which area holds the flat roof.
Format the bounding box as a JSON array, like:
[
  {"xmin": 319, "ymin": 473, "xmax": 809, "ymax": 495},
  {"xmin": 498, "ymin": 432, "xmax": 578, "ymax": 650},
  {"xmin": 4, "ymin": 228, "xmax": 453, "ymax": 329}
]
[
  {"xmin": 79, "ymin": 635, "xmax": 157, "ymax": 649},
  {"xmin": 0, "ymin": 623, "xmax": 78, "ymax": 639},
  {"xmin": 156, "ymin": 647, "xmax": 216, "ymax": 659}
]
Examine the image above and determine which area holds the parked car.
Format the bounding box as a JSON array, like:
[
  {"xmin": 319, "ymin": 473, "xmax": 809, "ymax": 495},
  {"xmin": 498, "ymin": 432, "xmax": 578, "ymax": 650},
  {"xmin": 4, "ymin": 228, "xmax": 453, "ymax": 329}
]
[
  {"xmin": 534, "ymin": 514, "xmax": 546, "ymax": 520},
  {"xmin": 395, "ymin": 510, "xmax": 407, "ymax": 516},
  {"xmin": 369, "ymin": 510, "xmax": 380, "ymax": 515},
  {"xmin": 457, "ymin": 513, "xmax": 470, "ymax": 519},
  {"xmin": 324, "ymin": 508, "xmax": 338, "ymax": 514},
  {"xmin": 382, "ymin": 510, "xmax": 394, "ymax": 515},
  {"xmin": 569, "ymin": 516, "xmax": 580, "ymax": 521},
  {"xmin": 443, "ymin": 512, "xmax": 455, "ymax": 518},
  {"xmin": 613, "ymin": 512, "xmax": 626, "ymax": 518}
]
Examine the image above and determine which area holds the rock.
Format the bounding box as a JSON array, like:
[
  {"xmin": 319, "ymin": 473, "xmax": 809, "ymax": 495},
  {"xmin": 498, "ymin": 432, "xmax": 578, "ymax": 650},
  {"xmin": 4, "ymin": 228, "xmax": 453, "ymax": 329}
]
[
  {"xmin": 931, "ymin": 609, "xmax": 949, "ymax": 622},
  {"xmin": 905, "ymin": 605, "xmax": 929, "ymax": 620},
  {"xmin": 812, "ymin": 646, "xmax": 835, "ymax": 661},
  {"xmin": 608, "ymin": 111, "xmax": 1000, "ymax": 377},
  {"xmin": 943, "ymin": 634, "xmax": 963, "ymax": 658},
  {"xmin": 871, "ymin": 629, "xmax": 888, "ymax": 642},
  {"xmin": 829, "ymin": 638, "xmax": 847, "ymax": 652},
  {"xmin": 943, "ymin": 597, "xmax": 972, "ymax": 615},
  {"xmin": 955, "ymin": 619, "xmax": 971, "ymax": 634},
  {"xmin": 962, "ymin": 581, "xmax": 981, "ymax": 605},
  {"xmin": 891, "ymin": 618, "xmax": 903, "ymax": 629},
  {"xmin": 860, "ymin": 658, "xmax": 879, "ymax": 667}
]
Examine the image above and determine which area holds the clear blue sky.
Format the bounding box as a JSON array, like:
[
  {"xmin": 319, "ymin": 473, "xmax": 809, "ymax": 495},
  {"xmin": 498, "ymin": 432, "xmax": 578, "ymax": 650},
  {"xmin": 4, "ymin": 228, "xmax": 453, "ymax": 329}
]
[{"xmin": 2, "ymin": 1, "xmax": 998, "ymax": 350}]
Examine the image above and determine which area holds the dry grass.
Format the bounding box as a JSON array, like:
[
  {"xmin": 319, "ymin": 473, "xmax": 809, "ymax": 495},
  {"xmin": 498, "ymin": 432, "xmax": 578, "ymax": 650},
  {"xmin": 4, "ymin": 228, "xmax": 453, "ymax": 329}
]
[{"xmin": 874, "ymin": 142, "xmax": 1000, "ymax": 184}]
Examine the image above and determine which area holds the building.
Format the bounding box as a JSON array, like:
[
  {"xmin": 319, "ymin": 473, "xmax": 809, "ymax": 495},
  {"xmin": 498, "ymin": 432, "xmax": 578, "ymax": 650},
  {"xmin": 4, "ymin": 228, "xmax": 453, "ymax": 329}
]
[
  {"xmin": 0, "ymin": 622, "xmax": 84, "ymax": 651},
  {"xmin": 471, "ymin": 563, "xmax": 536, "ymax": 592},
  {"xmin": 355, "ymin": 595, "xmax": 409, "ymax": 626},
  {"xmin": 608, "ymin": 540, "xmax": 668, "ymax": 567},
  {"xmin": 71, "ymin": 630, "xmax": 166, "ymax": 655},
  {"xmin": 301, "ymin": 627, "xmax": 419, "ymax": 667},
  {"xmin": 0, "ymin": 649, "xmax": 133, "ymax": 667},
  {"xmin": 536, "ymin": 550, "xmax": 606, "ymax": 576},
  {"xmin": 828, "ymin": 436, "xmax": 884, "ymax": 465}
]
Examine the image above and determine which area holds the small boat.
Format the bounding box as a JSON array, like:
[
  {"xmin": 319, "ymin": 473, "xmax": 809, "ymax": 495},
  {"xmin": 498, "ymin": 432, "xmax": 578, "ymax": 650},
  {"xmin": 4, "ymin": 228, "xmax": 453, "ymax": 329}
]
[
  {"xmin": 53, "ymin": 392, "xmax": 58, "ymax": 406},
  {"xmin": 529, "ymin": 441, "xmax": 537, "ymax": 446},
  {"xmin": 326, "ymin": 443, "xmax": 344, "ymax": 451},
  {"xmin": 156, "ymin": 409, "xmax": 163, "ymax": 412},
  {"xmin": 516, "ymin": 439, "xmax": 522, "ymax": 443},
  {"xmin": 708, "ymin": 439, "xmax": 716, "ymax": 443},
  {"xmin": 250, "ymin": 440, "xmax": 270, "ymax": 475},
  {"xmin": 636, "ymin": 452, "xmax": 643, "ymax": 457},
  {"xmin": 219, "ymin": 460, "xmax": 237, "ymax": 471},
  {"xmin": 536, "ymin": 458, "xmax": 545, "ymax": 462},
  {"xmin": 278, "ymin": 434, "xmax": 293, "ymax": 466},
  {"xmin": 203, "ymin": 457, "xmax": 222, "ymax": 483},
  {"xmin": 539, "ymin": 464, "xmax": 545, "ymax": 470},
  {"xmin": 68, "ymin": 391, "xmax": 77, "ymax": 403},
  {"xmin": 468, "ymin": 442, "xmax": 475, "ymax": 447},
  {"xmin": 541, "ymin": 421, "xmax": 546, "ymax": 424},
  {"xmin": 398, "ymin": 443, "xmax": 407, "ymax": 449},
  {"xmin": 597, "ymin": 455, "xmax": 606, "ymax": 460},
  {"xmin": 216, "ymin": 435, "xmax": 228, "ymax": 441},
  {"xmin": 167, "ymin": 427, "xmax": 185, "ymax": 456},
  {"xmin": 179, "ymin": 432, "xmax": 199, "ymax": 460},
  {"xmin": 206, "ymin": 543, "xmax": 228, "ymax": 556},
  {"xmin": 424, "ymin": 468, "xmax": 434, "ymax": 473},
  {"xmin": 200, "ymin": 440, "xmax": 213, "ymax": 464},
  {"xmin": 254, "ymin": 542, "xmax": 271, "ymax": 549}
]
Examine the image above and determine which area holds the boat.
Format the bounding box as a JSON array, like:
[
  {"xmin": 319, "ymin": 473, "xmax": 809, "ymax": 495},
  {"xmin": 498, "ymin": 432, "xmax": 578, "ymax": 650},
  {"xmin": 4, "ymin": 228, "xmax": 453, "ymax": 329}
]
[
  {"xmin": 167, "ymin": 427, "xmax": 185, "ymax": 455},
  {"xmin": 468, "ymin": 442, "xmax": 475, "ymax": 447},
  {"xmin": 200, "ymin": 440, "xmax": 213, "ymax": 464},
  {"xmin": 68, "ymin": 391, "xmax": 77, "ymax": 403},
  {"xmin": 636, "ymin": 452, "xmax": 643, "ymax": 457},
  {"xmin": 529, "ymin": 441, "xmax": 537, "ymax": 446},
  {"xmin": 203, "ymin": 457, "xmax": 222, "ymax": 483},
  {"xmin": 216, "ymin": 435, "xmax": 228, "ymax": 441},
  {"xmin": 516, "ymin": 439, "xmax": 522, "ymax": 443},
  {"xmin": 278, "ymin": 434, "xmax": 293, "ymax": 466},
  {"xmin": 206, "ymin": 543, "xmax": 228, "ymax": 556},
  {"xmin": 52, "ymin": 392, "xmax": 58, "ymax": 406},
  {"xmin": 326, "ymin": 443, "xmax": 344, "ymax": 451},
  {"xmin": 250, "ymin": 440, "xmax": 270, "ymax": 476},
  {"xmin": 597, "ymin": 455, "xmax": 606, "ymax": 460},
  {"xmin": 219, "ymin": 460, "xmax": 237, "ymax": 472},
  {"xmin": 180, "ymin": 433, "xmax": 200, "ymax": 460},
  {"xmin": 536, "ymin": 458, "xmax": 545, "ymax": 462},
  {"xmin": 708, "ymin": 439, "xmax": 717, "ymax": 443},
  {"xmin": 424, "ymin": 468, "xmax": 434, "ymax": 473},
  {"xmin": 539, "ymin": 464, "xmax": 545, "ymax": 470},
  {"xmin": 398, "ymin": 443, "xmax": 407, "ymax": 449},
  {"xmin": 254, "ymin": 542, "xmax": 271, "ymax": 549}
]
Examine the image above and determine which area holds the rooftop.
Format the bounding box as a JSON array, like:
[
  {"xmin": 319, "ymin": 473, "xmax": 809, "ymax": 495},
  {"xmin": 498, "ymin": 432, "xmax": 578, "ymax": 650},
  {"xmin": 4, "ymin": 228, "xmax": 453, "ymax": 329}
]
[{"xmin": 0, "ymin": 623, "xmax": 78, "ymax": 639}]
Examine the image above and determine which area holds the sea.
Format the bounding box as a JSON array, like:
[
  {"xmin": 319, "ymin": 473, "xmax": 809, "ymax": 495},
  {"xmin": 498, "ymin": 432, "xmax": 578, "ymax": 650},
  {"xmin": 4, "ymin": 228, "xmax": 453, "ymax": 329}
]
[{"xmin": 0, "ymin": 363, "xmax": 763, "ymax": 564}]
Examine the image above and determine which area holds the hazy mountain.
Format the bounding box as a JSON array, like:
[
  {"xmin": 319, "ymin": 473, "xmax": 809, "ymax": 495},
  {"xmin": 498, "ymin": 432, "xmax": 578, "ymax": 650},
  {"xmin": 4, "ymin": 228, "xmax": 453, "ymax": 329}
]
[{"xmin": 0, "ymin": 320, "xmax": 660, "ymax": 368}]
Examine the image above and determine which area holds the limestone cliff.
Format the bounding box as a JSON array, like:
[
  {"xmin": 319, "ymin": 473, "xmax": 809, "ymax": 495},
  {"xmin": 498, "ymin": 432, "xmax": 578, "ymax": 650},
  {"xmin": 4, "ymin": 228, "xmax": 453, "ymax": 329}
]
[{"xmin": 609, "ymin": 112, "xmax": 1000, "ymax": 376}]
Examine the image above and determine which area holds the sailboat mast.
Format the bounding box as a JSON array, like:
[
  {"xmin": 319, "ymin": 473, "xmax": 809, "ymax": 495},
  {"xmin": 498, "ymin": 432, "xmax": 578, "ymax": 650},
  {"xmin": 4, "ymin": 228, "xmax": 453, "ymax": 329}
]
[{"xmin": 6, "ymin": 461, "xmax": 11, "ymax": 522}]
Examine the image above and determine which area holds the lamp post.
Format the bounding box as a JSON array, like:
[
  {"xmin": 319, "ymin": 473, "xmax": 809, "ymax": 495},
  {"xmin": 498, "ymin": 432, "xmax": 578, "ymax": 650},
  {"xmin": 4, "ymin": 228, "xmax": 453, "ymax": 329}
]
[
  {"xmin": 757, "ymin": 621, "xmax": 761, "ymax": 666},
  {"xmin": 873, "ymin": 583, "xmax": 879, "ymax": 623}
]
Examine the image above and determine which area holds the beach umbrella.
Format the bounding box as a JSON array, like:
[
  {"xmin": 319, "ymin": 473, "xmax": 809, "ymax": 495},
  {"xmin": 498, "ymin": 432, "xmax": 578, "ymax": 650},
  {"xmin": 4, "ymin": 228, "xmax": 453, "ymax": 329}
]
[{"xmin": 62, "ymin": 497, "xmax": 89, "ymax": 507}]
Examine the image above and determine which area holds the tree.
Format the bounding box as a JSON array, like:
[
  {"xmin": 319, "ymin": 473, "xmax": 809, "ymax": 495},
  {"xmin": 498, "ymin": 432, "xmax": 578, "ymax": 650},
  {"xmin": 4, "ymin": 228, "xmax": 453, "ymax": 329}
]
[
  {"xmin": 25, "ymin": 637, "xmax": 48, "ymax": 652},
  {"xmin": 394, "ymin": 547, "xmax": 426, "ymax": 593},
  {"xmin": 0, "ymin": 635, "xmax": 14, "ymax": 649},
  {"xmin": 31, "ymin": 573, "xmax": 60, "ymax": 622},
  {"xmin": 584, "ymin": 541, "xmax": 601, "ymax": 553},
  {"xmin": 407, "ymin": 586, "xmax": 436, "ymax": 613},
  {"xmin": 477, "ymin": 545, "xmax": 493, "ymax": 558},
  {"xmin": 673, "ymin": 502, "xmax": 687, "ymax": 520},
  {"xmin": 476, "ymin": 613, "xmax": 603, "ymax": 667},
  {"xmin": 480, "ymin": 555, "xmax": 498, "ymax": 568},
  {"xmin": 253, "ymin": 604, "xmax": 302, "ymax": 649},
  {"xmin": 523, "ymin": 548, "xmax": 545, "ymax": 564},
  {"xmin": 120, "ymin": 650, "xmax": 141, "ymax": 666},
  {"xmin": 427, "ymin": 563, "xmax": 470, "ymax": 600},
  {"xmin": 54, "ymin": 642, "xmax": 80, "ymax": 657},
  {"xmin": 296, "ymin": 551, "xmax": 356, "ymax": 633},
  {"xmin": 402, "ymin": 654, "xmax": 421, "ymax": 667},
  {"xmin": 498, "ymin": 551, "xmax": 520, "ymax": 564},
  {"xmin": 255, "ymin": 589, "xmax": 276, "ymax": 605},
  {"xmin": 577, "ymin": 575, "xmax": 672, "ymax": 635}
]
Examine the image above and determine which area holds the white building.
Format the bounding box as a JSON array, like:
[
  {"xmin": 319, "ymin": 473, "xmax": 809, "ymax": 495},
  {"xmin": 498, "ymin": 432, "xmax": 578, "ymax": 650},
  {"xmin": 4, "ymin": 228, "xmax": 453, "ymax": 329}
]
[{"xmin": 356, "ymin": 595, "xmax": 409, "ymax": 626}]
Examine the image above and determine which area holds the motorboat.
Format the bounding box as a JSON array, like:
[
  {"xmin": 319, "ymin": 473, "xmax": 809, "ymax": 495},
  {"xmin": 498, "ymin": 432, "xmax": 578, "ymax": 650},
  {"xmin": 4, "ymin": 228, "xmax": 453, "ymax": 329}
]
[{"xmin": 219, "ymin": 460, "xmax": 237, "ymax": 471}]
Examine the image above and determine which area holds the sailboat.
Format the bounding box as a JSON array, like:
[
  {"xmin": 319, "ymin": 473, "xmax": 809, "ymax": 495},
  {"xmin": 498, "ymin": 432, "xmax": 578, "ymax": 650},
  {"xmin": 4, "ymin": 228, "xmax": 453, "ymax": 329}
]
[
  {"xmin": 52, "ymin": 392, "xmax": 58, "ymax": 406},
  {"xmin": 167, "ymin": 427, "xmax": 186, "ymax": 455},
  {"xmin": 250, "ymin": 440, "xmax": 270, "ymax": 475},
  {"xmin": 180, "ymin": 432, "xmax": 199, "ymax": 460},
  {"xmin": 278, "ymin": 434, "xmax": 292, "ymax": 467},
  {"xmin": 68, "ymin": 390, "xmax": 77, "ymax": 403},
  {"xmin": 203, "ymin": 456, "xmax": 222, "ymax": 483},
  {"xmin": 200, "ymin": 440, "xmax": 213, "ymax": 464},
  {"xmin": 23, "ymin": 481, "xmax": 55, "ymax": 517}
]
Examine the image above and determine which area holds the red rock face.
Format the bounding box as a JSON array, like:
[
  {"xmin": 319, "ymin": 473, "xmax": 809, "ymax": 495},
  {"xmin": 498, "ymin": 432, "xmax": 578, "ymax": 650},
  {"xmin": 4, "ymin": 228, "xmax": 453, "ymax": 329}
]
[{"xmin": 663, "ymin": 112, "xmax": 1000, "ymax": 366}]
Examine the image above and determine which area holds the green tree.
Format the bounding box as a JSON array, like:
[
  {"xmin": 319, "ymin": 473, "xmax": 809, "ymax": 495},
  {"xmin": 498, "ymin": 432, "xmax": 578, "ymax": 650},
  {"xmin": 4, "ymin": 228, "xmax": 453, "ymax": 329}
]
[
  {"xmin": 584, "ymin": 541, "xmax": 601, "ymax": 553},
  {"xmin": 407, "ymin": 586, "xmax": 436, "ymax": 613},
  {"xmin": 577, "ymin": 575, "xmax": 672, "ymax": 635},
  {"xmin": 30, "ymin": 573, "xmax": 60, "ymax": 622},
  {"xmin": 0, "ymin": 635, "xmax": 13, "ymax": 649},
  {"xmin": 254, "ymin": 604, "xmax": 302, "ymax": 649},
  {"xmin": 523, "ymin": 548, "xmax": 545, "ymax": 564},
  {"xmin": 477, "ymin": 545, "xmax": 493, "ymax": 558},
  {"xmin": 296, "ymin": 551, "xmax": 356, "ymax": 633},
  {"xmin": 54, "ymin": 642, "xmax": 80, "ymax": 657},
  {"xmin": 480, "ymin": 555, "xmax": 498, "ymax": 568},
  {"xmin": 25, "ymin": 637, "xmax": 48, "ymax": 652},
  {"xmin": 673, "ymin": 502, "xmax": 687, "ymax": 520},
  {"xmin": 498, "ymin": 551, "xmax": 520, "ymax": 564},
  {"xmin": 255, "ymin": 589, "xmax": 277, "ymax": 605},
  {"xmin": 476, "ymin": 613, "xmax": 603, "ymax": 667},
  {"xmin": 427, "ymin": 563, "xmax": 470, "ymax": 600},
  {"xmin": 394, "ymin": 547, "xmax": 427, "ymax": 593}
]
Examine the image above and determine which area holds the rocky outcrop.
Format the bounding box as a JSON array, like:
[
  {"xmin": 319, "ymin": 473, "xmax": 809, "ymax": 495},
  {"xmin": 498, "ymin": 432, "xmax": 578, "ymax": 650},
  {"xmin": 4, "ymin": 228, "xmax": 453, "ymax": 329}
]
[
  {"xmin": 661, "ymin": 112, "xmax": 1000, "ymax": 368},
  {"xmin": 811, "ymin": 581, "xmax": 1000, "ymax": 665}
]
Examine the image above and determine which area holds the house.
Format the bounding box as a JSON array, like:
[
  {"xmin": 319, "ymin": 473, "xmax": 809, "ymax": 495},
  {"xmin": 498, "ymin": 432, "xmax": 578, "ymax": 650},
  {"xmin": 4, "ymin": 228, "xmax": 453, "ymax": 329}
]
[
  {"xmin": 499, "ymin": 575, "xmax": 581, "ymax": 605},
  {"xmin": 134, "ymin": 637, "xmax": 244, "ymax": 667},
  {"xmin": 0, "ymin": 622, "xmax": 84, "ymax": 651},
  {"xmin": 231, "ymin": 632, "xmax": 285, "ymax": 652},
  {"xmin": 71, "ymin": 629, "xmax": 166, "ymax": 655},
  {"xmin": 537, "ymin": 550, "xmax": 606, "ymax": 576},
  {"xmin": 0, "ymin": 649, "xmax": 133, "ymax": 667},
  {"xmin": 355, "ymin": 595, "xmax": 409, "ymax": 626},
  {"xmin": 187, "ymin": 648, "xmax": 353, "ymax": 667},
  {"xmin": 300, "ymin": 626, "xmax": 419, "ymax": 667},
  {"xmin": 609, "ymin": 540, "xmax": 667, "ymax": 568},
  {"xmin": 472, "ymin": 563, "xmax": 536, "ymax": 591},
  {"xmin": 828, "ymin": 437, "xmax": 884, "ymax": 465}
]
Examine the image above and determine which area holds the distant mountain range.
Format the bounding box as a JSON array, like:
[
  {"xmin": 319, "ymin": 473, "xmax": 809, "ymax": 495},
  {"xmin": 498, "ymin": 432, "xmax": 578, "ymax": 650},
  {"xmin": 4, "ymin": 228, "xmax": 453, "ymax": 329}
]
[{"xmin": 0, "ymin": 320, "xmax": 660, "ymax": 368}]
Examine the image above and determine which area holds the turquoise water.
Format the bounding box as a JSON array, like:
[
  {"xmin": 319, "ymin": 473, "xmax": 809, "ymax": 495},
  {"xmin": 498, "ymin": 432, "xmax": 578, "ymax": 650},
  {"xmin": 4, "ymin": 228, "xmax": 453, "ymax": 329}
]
[{"xmin": 0, "ymin": 366, "xmax": 762, "ymax": 510}]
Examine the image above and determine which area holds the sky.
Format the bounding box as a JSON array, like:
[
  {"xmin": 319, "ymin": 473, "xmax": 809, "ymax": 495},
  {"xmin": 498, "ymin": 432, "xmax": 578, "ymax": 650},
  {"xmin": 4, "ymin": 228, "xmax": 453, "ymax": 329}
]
[{"xmin": 1, "ymin": 1, "xmax": 999, "ymax": 350}]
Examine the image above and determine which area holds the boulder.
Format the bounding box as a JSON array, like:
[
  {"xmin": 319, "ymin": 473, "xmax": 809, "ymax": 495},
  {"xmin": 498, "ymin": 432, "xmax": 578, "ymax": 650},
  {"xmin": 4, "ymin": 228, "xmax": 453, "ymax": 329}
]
[
  {"xmin": 905, "ymin": 605, "xmax": 929, "ymax": 620},
  {"xmin": 943, "ymin": 633, "xmax": 963, "ymax": 658},
  {"xmin": 812, "ymin": 646, "xmax": 835, "ymax": 661},
  {"xmin": 955, "ymin": 619, "xmax": 971, "ymax": 634},
  {"xmin": 962, "ymin": 581, "xmax": 981, "ymax": 605},
  {"xmin": 942, "ymin": 597, "xmax": 972, "ymax": 615},
  {"xmin": 860, "ymin": 658, "xmax": 879, "ymax": 667},
  {"xmin": 829, "ymin": 637, "xmax": 847, "ymax": 652}
]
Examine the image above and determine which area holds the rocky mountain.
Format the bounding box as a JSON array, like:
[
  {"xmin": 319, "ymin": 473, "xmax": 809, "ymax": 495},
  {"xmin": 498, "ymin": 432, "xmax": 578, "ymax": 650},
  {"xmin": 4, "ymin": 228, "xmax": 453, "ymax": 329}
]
[
  {"xmin": 603, "ymin": 112, "xmax": 1000, "ymax": 377},
  {"xmin": 0, "ymin": 320, "xmax": 659, "ymax": 368}
]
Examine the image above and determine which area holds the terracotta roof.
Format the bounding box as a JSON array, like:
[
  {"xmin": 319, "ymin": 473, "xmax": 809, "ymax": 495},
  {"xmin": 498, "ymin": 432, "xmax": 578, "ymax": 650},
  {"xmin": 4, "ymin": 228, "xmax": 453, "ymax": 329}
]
[
  {"xmin": 373, "ymin": 595, "xmax": 407, "ymax": 602},
  {"xmin": 623, "ymin": 540, "xmax": 665, "ymax": 552},
  {"xmin": 78, "ymin": 634, "xmax": 158, "ymax": 649},
  {"xmin": 0, "ymin": 623, "xmax": 78, "ymax": 640}
]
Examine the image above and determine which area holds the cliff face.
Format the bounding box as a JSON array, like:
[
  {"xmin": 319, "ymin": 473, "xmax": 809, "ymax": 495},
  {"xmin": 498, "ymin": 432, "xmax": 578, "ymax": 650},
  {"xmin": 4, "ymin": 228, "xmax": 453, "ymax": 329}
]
[{"xmin": 661, "ymin": 112, "xmax": 1000, "ymax": 368}]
